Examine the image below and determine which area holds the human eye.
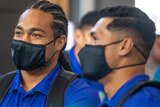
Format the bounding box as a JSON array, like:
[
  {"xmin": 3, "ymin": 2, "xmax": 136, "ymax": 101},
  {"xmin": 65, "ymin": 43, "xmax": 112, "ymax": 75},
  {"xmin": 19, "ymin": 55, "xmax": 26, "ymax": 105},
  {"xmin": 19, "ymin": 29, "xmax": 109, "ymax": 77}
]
[
  {"xmin": 92, "ymin": 35, "xmax": 97, "ymax": 40},
  {"xmin": 90, "ymin": 34, "xmax": 98, "ymax": 40},
  {"xmin": 14, "ymin": 30, "xmax": 23, "ymax": 37},
  {"xmin": 90, "ymin": 32, "xmax": 98, "ymax": 40},
  {"xmin": 32, "ymin": 33, "xmax": 43, "ymax": 37},
  {"xmin": 31, "ymin": 32, "xmax": 45, "ymax": 39}
]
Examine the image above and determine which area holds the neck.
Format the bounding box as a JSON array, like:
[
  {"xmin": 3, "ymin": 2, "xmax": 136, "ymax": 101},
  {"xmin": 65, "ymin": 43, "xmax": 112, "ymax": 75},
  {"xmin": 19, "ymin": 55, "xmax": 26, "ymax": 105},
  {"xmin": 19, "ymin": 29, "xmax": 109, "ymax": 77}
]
[
  {"xmin": 74, "ymin": 45, "xmax": 81, "ymax": 64},
  {"xmin": 21, "ymin": 55, "xmax": 58, "ymax": 92},
  {"xmin": 100, "ymin": 65, "xmax": 145, "ymax": 99}
]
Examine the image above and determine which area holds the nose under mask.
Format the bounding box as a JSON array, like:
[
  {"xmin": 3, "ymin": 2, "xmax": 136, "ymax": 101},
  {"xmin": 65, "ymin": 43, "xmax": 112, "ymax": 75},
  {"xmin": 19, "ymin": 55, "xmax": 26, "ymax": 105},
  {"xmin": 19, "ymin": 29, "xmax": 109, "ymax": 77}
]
[{"xmin": 11, "ymin": 39, "xmax": 56, "ymax": 71}]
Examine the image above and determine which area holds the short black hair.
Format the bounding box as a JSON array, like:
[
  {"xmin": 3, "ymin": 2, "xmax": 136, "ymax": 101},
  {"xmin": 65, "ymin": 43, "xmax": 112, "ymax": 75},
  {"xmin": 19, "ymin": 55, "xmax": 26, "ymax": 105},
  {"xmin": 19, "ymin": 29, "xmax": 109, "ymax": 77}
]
[
  {"xmin": 28, "ymin": 0, "xmax": 68, "ymax": 49},
  {"xmin": 78, "ymin": 10, "xmax": 100, "ymax": 30},
  {"xmin": 100, "ymin": 6, "xmax": 156, "ymax": 59}
]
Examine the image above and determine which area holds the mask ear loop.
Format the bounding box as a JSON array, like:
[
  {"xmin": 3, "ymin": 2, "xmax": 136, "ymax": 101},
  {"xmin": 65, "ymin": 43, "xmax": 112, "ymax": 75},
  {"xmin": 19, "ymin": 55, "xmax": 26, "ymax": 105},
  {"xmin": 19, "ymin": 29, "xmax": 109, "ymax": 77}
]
[
  {"xmin": 133, "ymin": 45, "xmax": 147, "ymax": 61},
  {"xmin": 45, "ymin": 37, "xmax": 59, "ymax": 65},
  {"xmin": 111, "ymin": 62, "xmax": 146, "ymax": 71},
  {"xmin": 111, "ymin": 43, "xmax": 147, "ymax": 71},
  {"xmin": 45, "ymin": 51, "xmax": 58, "ymax": 65},
  {"xmin": 45, "ymin": 39, "xmax": 55, "ymax": 45},
  {"xmin": 104, "ymin": 40, "xmax": 123, "ymax": 47}
]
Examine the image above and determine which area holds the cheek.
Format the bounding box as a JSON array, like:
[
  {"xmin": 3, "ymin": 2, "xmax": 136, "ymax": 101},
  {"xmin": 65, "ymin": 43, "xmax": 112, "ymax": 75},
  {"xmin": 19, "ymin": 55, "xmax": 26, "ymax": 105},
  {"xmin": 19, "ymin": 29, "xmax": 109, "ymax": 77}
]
[
  {"xmin": 84, "ymin": 35, "xmax": 91, "ymax": 43},
  {"xmin": 45, "ymin": 43, "xmax": 55, "ymax": 62},
  {"xmin": 152, "ymin": 49, "xmax": 160, "ymax": 59},
  {"xmin": 152, "ymin": 44, "xmax": 160, "ymax": 56},
  {"xmin": 150, "ymin": 46, "xmax": 160, "ymax": 65},
  {"xmin": 104, "ymin": 48, "xmax": 113, "ymax": 67},
  {"xmin": 104, "ymin": 46, "xmax": 119, "ymax": 67}
]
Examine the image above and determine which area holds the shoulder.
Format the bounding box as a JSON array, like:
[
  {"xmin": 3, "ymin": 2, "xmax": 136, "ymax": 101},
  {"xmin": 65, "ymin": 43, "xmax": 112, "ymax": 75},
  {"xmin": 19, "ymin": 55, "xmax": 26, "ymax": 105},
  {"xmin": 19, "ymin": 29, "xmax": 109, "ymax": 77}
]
[
  {"xmin": 0, "ymin": 70, "xmax": 17, "ymax": 82},
  {"xmin": 64, "ymin": 78, "xmax": 100, "ymax": 107},
  {"xmin": 124, "ymin": 86, "xmax": 160, "ymax": 107}
]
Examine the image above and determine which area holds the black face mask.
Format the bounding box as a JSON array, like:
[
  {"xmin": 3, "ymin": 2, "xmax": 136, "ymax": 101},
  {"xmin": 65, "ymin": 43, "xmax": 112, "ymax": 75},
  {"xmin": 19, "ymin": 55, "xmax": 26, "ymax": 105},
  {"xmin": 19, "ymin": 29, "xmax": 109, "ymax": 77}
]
[
  {"xmin": 11, "ymin": 39, "xmax": 56, "ymax": 71},
  {"xmin": 78, "ymin": 40, "xmax": 146, "ymax": 81}
]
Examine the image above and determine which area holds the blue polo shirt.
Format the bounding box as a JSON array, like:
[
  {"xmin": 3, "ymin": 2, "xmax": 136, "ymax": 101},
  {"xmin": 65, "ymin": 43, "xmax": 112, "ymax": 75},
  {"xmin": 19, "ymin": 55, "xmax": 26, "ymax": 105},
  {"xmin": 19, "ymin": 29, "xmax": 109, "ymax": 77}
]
[
  {"xmin": 153, "ymin": 67, "xmax": 160, "ymax": 82},
  {"xmin": 0, "ymin": 64, "xmax": 100, "ymax": 107},
  {"xmin": 99, "ymin": 74, "xmax": 160, "ymax": 107},
  {"xmin": 68, "ymin": 47, "xmax": 82, "ymax": 75},
  {"xmin": 68, "ymin": 48, "xmax": 104, "ymax": 92}
]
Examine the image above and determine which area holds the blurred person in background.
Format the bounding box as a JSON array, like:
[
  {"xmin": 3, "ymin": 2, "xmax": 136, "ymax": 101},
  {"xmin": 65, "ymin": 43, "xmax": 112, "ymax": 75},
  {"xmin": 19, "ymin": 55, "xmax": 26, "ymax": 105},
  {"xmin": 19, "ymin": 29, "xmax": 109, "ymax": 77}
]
[
  {"xmin": 146, "ymin": 34, "xmax": 160, "ymax": 79},
  {"xmin": 67, "ymin": 10, "xmax": 105, "ymax": 101},
  {"xmin": 150, "ymin": 34, "xmax": 160, "ymax": 81},
  {"xmin": 145, "ymin": 17, "xmax": 160, "ymax": 79}
]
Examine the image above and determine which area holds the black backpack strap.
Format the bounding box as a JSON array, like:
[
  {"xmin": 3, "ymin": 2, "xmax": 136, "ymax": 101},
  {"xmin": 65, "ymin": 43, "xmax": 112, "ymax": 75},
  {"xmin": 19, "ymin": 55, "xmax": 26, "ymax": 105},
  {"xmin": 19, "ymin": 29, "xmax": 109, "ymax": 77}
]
[
  {"xmin": 0, "ymin": 69, "xmax": 78, "ymax": 107},
  {"xmin": 116, "ymin": 81, "xmax": 160, "ymax": 107},
  {"xmin": 0, "ymin": 70, "xmax": 17, "ymax": 102},
  {"xmin": 46, "ymin": 69, "xmax": 79, "ymax": 107},
  {"xmin": 58, "ymin": 51, "xmax": 72, "ymax": 71}
]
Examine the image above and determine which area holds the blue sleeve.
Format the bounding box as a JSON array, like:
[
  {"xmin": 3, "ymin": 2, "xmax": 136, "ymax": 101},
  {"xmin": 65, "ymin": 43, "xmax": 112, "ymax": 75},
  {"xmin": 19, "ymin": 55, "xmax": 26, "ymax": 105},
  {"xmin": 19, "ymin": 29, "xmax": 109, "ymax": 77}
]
[
  {"xmin": 123, "ymin": 86, "xmax": 160, "ymax": 107},
  {"xmin": 153, "ymin": 67, "xmax": 160, "ymax": 82},
  {"xmin": 64, "ymin": 78, "xmax": 101, "ymax": 107}
]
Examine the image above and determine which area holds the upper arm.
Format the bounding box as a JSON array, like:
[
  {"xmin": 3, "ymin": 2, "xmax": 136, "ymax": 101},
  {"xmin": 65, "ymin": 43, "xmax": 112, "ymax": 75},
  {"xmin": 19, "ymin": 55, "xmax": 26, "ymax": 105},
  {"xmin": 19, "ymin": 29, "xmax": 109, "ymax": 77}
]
[
  {"xmin": 64, "ymin": 78, "xmax": 101, "ymax": 107},
  {"xmin": 123, "ymin": 87, "xmax": 160, "ymax": 107}
]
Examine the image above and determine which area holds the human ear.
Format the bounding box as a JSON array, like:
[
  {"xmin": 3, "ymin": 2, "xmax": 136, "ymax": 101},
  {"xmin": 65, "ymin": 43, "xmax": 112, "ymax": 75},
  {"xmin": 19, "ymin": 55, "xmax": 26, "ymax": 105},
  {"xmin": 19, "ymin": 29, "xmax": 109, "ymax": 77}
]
[
  {"xmin": 119, "ymin": 38, "xmax": 134, "ymax": 56},
  {"xmin": 55, "ymin": 35, "xmax": 67, "ymax": 51},
  {"xmin": 75, "ymin": 29, "xmax": 85, "ymax": 47}
]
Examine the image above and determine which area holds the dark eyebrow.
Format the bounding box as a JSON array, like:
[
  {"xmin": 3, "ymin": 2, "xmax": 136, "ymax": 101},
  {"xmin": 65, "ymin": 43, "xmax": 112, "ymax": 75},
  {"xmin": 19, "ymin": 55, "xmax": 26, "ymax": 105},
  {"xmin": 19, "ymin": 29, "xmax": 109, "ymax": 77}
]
[
  {"xmin": 29, "ymin": 28, "xmax": 46, "ymax": 34},
  {"xmin": 15, "ymin": 26, "xmax": 23, "ymax": 31},
  {"xmin": 90, "ymin": 31, "xmax": 97, "ymax": 40},
  {"xmin": 90, "ymin": 31, "xmax": 96, "ymax": 36},
  {"xmin": 15, "ymin": 25, "xmax": 47, "ymax": 34}
]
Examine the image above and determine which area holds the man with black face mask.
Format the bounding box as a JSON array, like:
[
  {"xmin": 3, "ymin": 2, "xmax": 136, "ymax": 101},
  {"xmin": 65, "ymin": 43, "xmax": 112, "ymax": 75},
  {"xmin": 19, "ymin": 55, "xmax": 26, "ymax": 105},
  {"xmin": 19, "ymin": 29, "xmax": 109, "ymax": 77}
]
[
  {"xmin": 78, "ymin": 6, "xmax": 160, "ymax": 107},
  {"xmin": 0, "ymin": 1, "xmax": 100, "ymax": 107}
]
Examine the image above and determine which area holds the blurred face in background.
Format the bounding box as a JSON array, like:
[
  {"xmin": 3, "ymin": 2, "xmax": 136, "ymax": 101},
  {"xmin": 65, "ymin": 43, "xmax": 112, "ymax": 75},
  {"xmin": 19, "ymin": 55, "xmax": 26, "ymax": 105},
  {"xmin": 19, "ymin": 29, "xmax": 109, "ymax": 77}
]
[
  {"xmin": 151, "ymin": 35, "xmax": 160, "ymax": 66},
  {"xmin": 74, "ymin": 27, "xmax": 93, "ymax": 50}
]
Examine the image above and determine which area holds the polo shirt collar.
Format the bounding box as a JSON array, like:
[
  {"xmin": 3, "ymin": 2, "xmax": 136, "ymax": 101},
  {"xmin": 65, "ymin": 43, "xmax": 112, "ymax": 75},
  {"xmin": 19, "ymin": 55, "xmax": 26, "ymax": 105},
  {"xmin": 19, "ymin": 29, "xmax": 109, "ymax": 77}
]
[
  {"xmin": 9, "ymin": 64, "xmax": 60, "ymax": 95},
  {"xmin": 100, "ymin": 74, "xmax": 149, "ymax": 107}
]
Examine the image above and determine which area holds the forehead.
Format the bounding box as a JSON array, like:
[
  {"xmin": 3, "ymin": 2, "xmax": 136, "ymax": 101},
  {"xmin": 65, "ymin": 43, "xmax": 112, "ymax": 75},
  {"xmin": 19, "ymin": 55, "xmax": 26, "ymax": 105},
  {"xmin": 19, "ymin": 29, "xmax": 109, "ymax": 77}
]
[
  {"xmin": 18, "ymin": 9, "xmax": 53, "ymax": 28},
  {"xmin": 91, "ymin": 17, "xmax": 113, "ymax": 36}
]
